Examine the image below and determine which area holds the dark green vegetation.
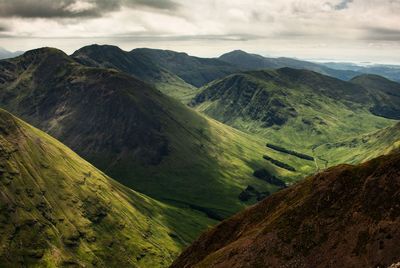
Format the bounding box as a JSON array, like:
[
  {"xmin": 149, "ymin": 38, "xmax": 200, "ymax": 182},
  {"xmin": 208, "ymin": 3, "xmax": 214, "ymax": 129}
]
[
  {"xmin": 191, "ymin": 67, "xmax": 399, "ymax": 176},
  {"xmin": 266, "ymin": 143, "xmax": 314, "ymax": 161},
  {"xmin": 172, "ymin": 152, "xmax": 400, "ymax": 268},
  {"xmin": 0, "ymin": 109, "xmax": 214, "ymax": 267},
  {"xmin": 238, "ymin": 185, "xmax": 269, "ymax": 202},
  {"xmin": 73, "ymin": 45, "xmax": 238, "ymax": 103},
  {"xmin": 219, "ymin": 50, "xmax": 360, "ymax": 80},
  {"xmin": 0, "ymin": 48, "xmax": 285, "ymax": 224},
  {"xmin": 263, "ymin": 155, "xmax": 296, "ymax": 172},
  {"xmin": 252, "ymin": 168, "xmax": 286, "ymax": 188}
]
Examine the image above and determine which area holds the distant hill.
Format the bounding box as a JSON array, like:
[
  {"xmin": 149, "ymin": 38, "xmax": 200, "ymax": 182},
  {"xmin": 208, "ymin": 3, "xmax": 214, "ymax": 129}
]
[
  {"xmin": 172, "ymin": 152, "xmax": 400, "ymax": 268},
  {"xmin": 72, "ymin": 44, "xmax": 198, "ymax": 103},
  {"xmin": 321, "ymin": 61, "xmax": 400, "ymax": 83},
  {"xmin": 0, "ymin": 47, "xmax": 284, "ymax": 223},
  {"xmin": 0, "ymin": 108, "xmax": 212, "ymax": 267},
  {"xmin": 130, "ymin": 48, "xmax": 239, "ymax": 87},
  {"xmin": 219, "ymin": 50, "xmax": 360, "ymax": 80},
  {"xmin": 0, "ymin": 47, "xmax": 23, "ymax": 59}
]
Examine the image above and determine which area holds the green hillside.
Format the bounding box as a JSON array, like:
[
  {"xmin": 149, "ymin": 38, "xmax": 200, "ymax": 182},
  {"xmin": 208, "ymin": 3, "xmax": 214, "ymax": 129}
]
[
  {"xmin": 0, "ymin": 48, "xmax": 287, "ymax": 222},
  {"xmin": 314, "ymin": 122, "xmax": 400, "ymax": 167},
  {"xmin": 0, "ymin": 108, "xmax": 214, "ymax": 267},
  {"xmin": 191, "ymin": 68, "xmax": 397, "ymax": 176}
]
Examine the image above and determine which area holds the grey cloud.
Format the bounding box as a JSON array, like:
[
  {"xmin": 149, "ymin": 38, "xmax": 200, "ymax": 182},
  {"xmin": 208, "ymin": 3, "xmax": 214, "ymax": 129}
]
[
  {"xmin": 334, "ymin": 0, "xmax": 353, "ymax": 10},
  {"xmin": 0, "ymin": 24, "xmax": 8, "ymax": 31},
  {"xmin": 363, "ymin": 27, "xmax": 400, "ymax": 41},
  {"xmin": 109, "ymin": 33, "xmax": 263, "ymax": 42},
  {"xmin": 0, "ymin": 0, "xmax": 178, "ymax": 18}
]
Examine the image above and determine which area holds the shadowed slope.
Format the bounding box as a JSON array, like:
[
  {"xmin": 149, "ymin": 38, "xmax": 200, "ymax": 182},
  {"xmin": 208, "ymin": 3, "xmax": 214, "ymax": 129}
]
[
  {"xmin": 172, "ymin": 152, "xmax": 400, "ymax": 268},
  {"xmin": 0, "ymin": 109, "xmax": 214, "ymax": 267}
]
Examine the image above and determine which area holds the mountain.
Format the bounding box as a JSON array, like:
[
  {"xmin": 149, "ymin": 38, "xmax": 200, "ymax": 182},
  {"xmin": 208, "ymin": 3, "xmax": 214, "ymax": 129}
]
[
  {"xmin": 0, "ymin": 48, "xmax": 23, "ymax": 60},
  {"xmin": 0, "ymin": 47, "xmax": 285, "ymax": 222},
  {"xmin": 190, "ymin": 68, "xmax": 398, "ymax": 175},
  {"xmin": 219, "ymin": 50, "xmax": 360, "ymax": 80},
  {"xmin": 351, "ymin": 74, "xmax": 400, "ymax": 119},
  {"xmin": 72, "ymin": 44, "xmax": 197, "ymax": 103},
  {"xmin": 0, "ymin": 108, "xmax": 213, "ymax": 267},
  {"xmin": 172, "ymin": 152, "xmax": 400, "ymax": 268},
  {"xmin": 321, "ymin": 61, "xmax": 400, "ymax": 83},
  {"xmin": 72, "ymin": 45, "xmax": 238, "ymax": 102},
  {"xmin": 130, "ymin": 48, "xmax": 238, "ymax": 87}
]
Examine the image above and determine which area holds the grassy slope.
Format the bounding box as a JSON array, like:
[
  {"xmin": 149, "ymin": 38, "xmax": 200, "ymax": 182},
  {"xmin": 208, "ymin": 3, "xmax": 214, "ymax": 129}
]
[
  {"xmin": 0, "ymin": 109, "xmax": 215, "ymax": 267},
  {"xmin": 0, "ymin": 48, "xmax": 286, "ymax": 222},
  {"xmin": 313, "ymin": 122, "xmax": 400, "ymax": 167},
  {"xmin": 192, "ymin": 69, "xmax": 396, "ymax": 178}
]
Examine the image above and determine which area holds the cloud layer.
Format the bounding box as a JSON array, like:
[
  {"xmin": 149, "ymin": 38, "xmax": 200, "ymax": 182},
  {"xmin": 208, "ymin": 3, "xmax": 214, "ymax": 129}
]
[
  {"xmin": 0, "ymin": 0, "xmax": 178, "ymax": 18},
  {"xmin": 0, "ymin": 0, "xmax": 399, "ymax": 63}
]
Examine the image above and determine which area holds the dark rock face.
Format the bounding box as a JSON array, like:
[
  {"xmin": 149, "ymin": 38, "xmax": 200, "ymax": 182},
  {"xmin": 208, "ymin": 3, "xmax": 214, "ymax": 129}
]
[{"xmin": 172, "ymin": 153, "xmax": 400, "ymax": 268}]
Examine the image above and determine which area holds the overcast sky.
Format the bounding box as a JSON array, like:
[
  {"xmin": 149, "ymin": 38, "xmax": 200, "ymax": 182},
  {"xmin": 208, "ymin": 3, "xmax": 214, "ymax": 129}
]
[{"xmin": 0, "ymin": 0, "xmax": 399, "ymax": 63}]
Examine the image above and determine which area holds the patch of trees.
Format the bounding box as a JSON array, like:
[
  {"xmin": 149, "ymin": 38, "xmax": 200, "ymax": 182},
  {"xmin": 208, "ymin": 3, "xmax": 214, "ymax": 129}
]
[
  {"xmin": 253, "ymin": 168, "xmax": 287, "ymax": 188},
  {"xmin": 238, "ymin": 185, "xmax": 270, "ymax": 202},
  {"xmin": 263, "ymin": 155, "xmax": 296, "ymax": 172},
  {"xmin": 266, "ymin": 143, "xmax": 314, "ymax": 161}
]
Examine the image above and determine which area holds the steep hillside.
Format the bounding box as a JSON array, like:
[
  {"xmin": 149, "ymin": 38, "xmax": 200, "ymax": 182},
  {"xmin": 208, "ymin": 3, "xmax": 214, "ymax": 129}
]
[
  {"xmin": 192, "ymin": 68, "xmax": 394, "ymax": 153},
  {"xmin": 0, "ymin": 109, "xmax": 214, "ymax": 267},
  {"xmin": 219, "ymin": 50, "xmax": 360, "ymax": 80},
  {"xmin": 351, "ymin": 74, "xmax": 400, "ymax": 119},
  {"xmin": 72, "ymin": 45, "xmax": 197, "ymax": 103},
  {"xmin": 0, "ymin": 48, "xmax": 284, "ymax": 222},
  {"xmin": 172, "ymin": 152, "xmax": 400, "ymax": 268}
]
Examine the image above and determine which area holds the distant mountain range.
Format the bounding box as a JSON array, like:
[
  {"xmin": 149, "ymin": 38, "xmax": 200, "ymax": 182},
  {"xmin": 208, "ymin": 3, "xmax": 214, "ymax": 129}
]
[
  {"xmin": 219, "ymin": 50, "xmax": 361, "ymax": 80},
  {"xmin": 320, "ymin": 61, "xmax": 400, "ymax": 82},
  {"xmin": 0, "ymin": 47, "xmax": 23, "ymax": 59}
]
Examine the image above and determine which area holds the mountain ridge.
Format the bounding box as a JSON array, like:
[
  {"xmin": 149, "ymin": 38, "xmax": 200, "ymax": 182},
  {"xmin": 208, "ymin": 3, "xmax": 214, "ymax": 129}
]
[{"xmin": 172, "ymin": 151, "xmax": 400, "ymax": 268}]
